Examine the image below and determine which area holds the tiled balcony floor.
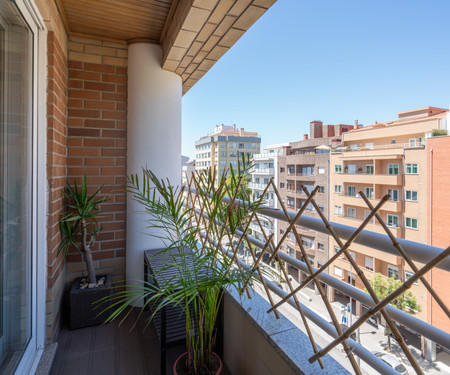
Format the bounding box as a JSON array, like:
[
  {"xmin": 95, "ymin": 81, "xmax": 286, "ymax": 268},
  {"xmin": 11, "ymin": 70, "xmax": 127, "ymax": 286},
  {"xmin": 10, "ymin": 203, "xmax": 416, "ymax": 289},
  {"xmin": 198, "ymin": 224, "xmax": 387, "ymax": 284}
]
[{"xmin": 50, "ymin": 308, "xmax": 185, "ymax": 375}]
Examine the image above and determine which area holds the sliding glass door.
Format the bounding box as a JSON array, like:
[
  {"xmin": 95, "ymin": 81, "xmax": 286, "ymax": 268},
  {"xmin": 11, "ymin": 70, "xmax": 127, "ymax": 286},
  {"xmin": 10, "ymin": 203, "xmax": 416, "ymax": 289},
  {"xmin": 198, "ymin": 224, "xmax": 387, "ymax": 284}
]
[{"xmin": 0, "ymin": 1, "xmax": 33, "ymax": 373}]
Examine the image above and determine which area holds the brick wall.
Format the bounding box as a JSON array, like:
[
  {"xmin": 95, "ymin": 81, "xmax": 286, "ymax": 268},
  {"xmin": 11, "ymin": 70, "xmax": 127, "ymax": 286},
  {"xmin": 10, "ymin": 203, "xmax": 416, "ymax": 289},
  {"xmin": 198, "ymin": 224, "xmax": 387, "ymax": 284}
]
[
  {"xmin": 65, "ymin": 36, "xmax": 128, "ymax": 285},
  {"xmin": 427, "ymin": 136, "xmax": 450, "ymax": 332},
  {"xmin": 47, "ymin": 30, "xmax": 68, "ymax": 342}
]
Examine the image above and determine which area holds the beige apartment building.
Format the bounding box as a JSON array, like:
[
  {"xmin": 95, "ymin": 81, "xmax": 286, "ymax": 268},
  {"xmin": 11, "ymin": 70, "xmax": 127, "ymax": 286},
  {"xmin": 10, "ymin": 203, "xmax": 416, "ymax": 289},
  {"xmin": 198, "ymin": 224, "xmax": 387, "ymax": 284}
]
[
  {"xmin": 195, "ymin": 124, "xmax": 261, "ymax": 178},
  {"xmin": 278, "ymin": 121, "xmax": 354, "ymax": 286},
  {"xmin": 329, "ymin": 107, "xmax": 449, "ymax": 330}
]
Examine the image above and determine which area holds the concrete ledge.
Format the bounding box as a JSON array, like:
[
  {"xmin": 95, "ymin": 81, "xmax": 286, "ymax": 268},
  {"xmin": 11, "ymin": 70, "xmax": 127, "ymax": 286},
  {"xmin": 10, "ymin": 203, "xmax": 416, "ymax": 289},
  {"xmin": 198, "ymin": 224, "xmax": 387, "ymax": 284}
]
[
  {"xmin": 224, "ymin": 288, "xmax": 350, "ymax": 375},
  {"xmin": 35, "ymin": 343, "xmax": 58, "ymax": 375}
]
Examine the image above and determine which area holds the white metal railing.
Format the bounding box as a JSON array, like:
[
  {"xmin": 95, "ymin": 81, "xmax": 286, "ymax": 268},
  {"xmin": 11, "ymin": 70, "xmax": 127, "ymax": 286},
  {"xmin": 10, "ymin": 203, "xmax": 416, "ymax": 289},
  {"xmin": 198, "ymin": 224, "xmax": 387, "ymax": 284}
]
[
  {"xmin": 332, "ymin": 139, "xmax": 425, "ymax": 153},
  {"xmin": 252, "ymin": 167, "xmax": 274, "ymax": 174},
  {"xmin": 253, "ymin": 151, "xmax": 283, "ymax": 158},
  {"xmin": 249, "ymin": 182, "xmax": 273, "ymax": 190}
]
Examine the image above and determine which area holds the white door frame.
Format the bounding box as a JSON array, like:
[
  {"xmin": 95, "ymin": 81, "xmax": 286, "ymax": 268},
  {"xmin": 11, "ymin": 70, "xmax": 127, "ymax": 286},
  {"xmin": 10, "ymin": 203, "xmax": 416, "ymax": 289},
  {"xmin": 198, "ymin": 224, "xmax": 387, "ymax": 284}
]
[{"xmin": 5, "ymin": 0, "xmax": 47, "ymax": 373}]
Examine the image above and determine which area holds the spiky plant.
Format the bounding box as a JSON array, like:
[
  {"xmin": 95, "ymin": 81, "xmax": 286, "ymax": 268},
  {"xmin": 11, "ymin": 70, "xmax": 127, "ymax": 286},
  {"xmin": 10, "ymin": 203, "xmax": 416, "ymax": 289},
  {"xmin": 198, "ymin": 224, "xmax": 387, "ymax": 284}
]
[{"xmin": 58, "ymin": 176, "xmax": 109, "ymax": 284}]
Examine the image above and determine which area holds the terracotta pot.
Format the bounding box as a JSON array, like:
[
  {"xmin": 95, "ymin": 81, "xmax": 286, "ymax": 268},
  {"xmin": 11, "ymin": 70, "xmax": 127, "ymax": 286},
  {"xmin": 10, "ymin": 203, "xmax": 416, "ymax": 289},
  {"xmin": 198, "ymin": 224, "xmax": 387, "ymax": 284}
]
[{"xmin": 173, "ymin": 352, "xmax": 222, "ymax": 375}]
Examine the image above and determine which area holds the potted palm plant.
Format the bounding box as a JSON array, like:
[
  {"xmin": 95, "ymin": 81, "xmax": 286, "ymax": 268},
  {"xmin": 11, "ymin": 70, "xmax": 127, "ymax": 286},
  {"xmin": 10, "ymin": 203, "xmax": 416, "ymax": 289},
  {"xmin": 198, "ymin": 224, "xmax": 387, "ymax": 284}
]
[
  {"xmin": 104, "ymin": 161, "xmax": 263, "ymax": 374},
  {"xmin": 59, "ymin": 176, "xmax": 111, "ymax": 329}
]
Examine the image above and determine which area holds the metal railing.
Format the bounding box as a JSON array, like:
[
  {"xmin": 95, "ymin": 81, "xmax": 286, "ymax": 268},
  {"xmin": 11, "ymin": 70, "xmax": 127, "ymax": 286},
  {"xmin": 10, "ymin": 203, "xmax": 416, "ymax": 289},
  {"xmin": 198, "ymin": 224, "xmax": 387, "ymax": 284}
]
[{"xmin": 185, "ymin": 178, "xmax": 449, "ymax": 375}]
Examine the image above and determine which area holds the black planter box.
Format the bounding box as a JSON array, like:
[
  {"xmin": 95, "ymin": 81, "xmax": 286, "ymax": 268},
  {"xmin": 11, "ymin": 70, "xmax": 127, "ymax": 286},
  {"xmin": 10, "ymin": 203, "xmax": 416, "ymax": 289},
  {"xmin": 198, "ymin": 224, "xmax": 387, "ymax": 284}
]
[{"xmin": 70, "ymin": 274, "xmax": 112, "ymax": 330}]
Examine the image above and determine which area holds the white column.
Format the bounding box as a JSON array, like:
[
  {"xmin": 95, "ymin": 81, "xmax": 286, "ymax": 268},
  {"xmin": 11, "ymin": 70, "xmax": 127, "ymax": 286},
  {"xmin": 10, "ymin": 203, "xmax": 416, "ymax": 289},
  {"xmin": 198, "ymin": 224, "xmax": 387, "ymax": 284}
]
[{"xmin": 126, "ymin": 43, "xmax": 181, "ymax": 291}]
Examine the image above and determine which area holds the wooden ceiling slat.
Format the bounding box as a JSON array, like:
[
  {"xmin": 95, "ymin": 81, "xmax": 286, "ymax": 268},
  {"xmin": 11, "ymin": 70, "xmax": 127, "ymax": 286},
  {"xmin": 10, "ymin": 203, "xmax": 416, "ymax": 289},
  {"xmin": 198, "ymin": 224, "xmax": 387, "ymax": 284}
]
[
  {"xmin": 64, "ymin": 6, "xmax": 166, "ymax": 28},
  {"xmin": 61, "ymin": 0, "xmax": 173, "ymax": 41},
  {"xmin": 63, "ymin": 0, "xmax": 170, "ymax": 19}
]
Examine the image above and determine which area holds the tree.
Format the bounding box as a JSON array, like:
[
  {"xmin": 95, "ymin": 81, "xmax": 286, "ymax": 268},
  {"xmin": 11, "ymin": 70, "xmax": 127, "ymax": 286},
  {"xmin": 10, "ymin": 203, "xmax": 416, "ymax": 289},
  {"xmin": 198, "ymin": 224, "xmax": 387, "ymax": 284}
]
[{"xmin": 366, "ymin": 273, "xmax": 420, "ymax": 351}]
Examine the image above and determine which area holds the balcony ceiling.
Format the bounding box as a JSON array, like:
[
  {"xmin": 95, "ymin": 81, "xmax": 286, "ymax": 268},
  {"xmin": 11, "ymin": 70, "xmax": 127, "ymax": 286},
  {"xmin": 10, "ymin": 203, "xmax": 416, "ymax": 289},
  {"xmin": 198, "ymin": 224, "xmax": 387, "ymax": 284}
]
[
  {"xmin": 59, "ymin": 0, "xmax": 172, "ymax": 41},
  {"xmin": 56, "ymin": 0, "xmax": 277, "ymax": 94}
]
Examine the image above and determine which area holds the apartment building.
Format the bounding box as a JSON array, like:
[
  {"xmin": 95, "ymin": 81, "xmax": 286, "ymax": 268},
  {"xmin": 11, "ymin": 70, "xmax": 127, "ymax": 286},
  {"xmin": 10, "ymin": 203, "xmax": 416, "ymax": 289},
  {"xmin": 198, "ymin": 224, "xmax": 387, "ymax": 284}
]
[
  {"xmin": 249, "ymin": 144, "xmax": 287, "ymax": 247},
  {"xmin": 182, "ymin": 160, "xmax": 196, "ymax": 186},
  {"xmin": 194, "ymin": 124, "xmax": 261, "ymax": 177},
  {"xmin": 278, "ymin": 121, "xmax": 354, "ymax": 285},
  {"xmin": 328, "ymin": 107, "xmax": 449, "ymax": 336}
]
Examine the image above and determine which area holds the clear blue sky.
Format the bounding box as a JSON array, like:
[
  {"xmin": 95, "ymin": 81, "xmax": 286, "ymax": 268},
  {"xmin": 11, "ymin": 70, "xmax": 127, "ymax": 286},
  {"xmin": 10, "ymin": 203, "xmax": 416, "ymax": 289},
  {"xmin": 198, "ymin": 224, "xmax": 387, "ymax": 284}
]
[{"xmin": 182, "ymin": 0, "xmax": 450, "ymax": 160}]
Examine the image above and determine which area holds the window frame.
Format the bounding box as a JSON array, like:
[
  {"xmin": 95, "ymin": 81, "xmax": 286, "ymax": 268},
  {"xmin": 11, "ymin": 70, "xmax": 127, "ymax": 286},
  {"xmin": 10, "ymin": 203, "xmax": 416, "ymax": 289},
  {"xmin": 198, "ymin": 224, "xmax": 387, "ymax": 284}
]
[
  {"xmin": 405, "ymin": 217, "xmax": 418, "ymax": 229},
  {"xmin": 387, "ymin": 214, "xmax": 399, "ymax": 227},
  {"xmin": 405, "ymin": 163, "xmax": 418, "ymax": 174},
  {"xmin": 388, "ymin": 163, "xmax": 399, "ymax": 175},
  {"xmin": 405, "ymin": 190, "xmax": 418, "ymax": 201}
]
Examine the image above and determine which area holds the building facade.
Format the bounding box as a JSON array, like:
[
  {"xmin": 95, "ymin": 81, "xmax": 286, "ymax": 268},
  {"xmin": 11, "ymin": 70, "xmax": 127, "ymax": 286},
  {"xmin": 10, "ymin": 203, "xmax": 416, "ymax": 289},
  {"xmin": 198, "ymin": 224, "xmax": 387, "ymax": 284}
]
[
  {"xmin": 249, "ymin": 144, "xmax": 287, "ymax": 246},
  {"xmin": 194, "ymin": 124, "xmax": 261, "ymax": 178},
  {"xmin": 278, "ymin": 122, "xmax": 354, "ymax": 286},
  {"xmin": 329, "ymin": 107, "xmax": 449, "ymax": 334},
  {"xmin": 182, "ymin": 159, "xmax": 196, "ymax": 186}
]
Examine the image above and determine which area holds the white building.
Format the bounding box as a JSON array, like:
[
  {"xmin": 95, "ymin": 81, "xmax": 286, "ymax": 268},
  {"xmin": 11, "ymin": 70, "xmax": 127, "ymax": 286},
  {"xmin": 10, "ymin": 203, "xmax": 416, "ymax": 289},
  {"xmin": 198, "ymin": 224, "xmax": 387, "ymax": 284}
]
[
  {"xmin": 249, "ymin": 144, "xmax": 288, "ymax": 247},
  {"xmin": 182, "ymin": 160, "xmax": 196, "ymax": 186}
]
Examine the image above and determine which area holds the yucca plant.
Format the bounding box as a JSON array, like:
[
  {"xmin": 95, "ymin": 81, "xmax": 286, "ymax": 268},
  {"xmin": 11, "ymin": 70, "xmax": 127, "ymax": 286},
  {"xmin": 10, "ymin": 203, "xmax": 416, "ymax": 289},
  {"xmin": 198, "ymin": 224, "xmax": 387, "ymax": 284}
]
[
  {"xmin": 59, "ymin": 176, "xmax": 109, "ymax": 284},
  {"xmin": 104, "ymin": 158, "xmax": 264, "ymax": 374}
]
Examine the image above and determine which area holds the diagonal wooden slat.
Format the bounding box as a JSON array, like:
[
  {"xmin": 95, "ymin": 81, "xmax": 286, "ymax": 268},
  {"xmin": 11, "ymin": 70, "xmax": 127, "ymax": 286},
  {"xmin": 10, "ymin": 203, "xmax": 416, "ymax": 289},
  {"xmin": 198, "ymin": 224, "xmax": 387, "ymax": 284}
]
[
  {"xmin": 309, "ymin": 245, "xmax": 450, "ymax": 364},
  {"xmin": 299, "ymin": 190, "xmax": 425, "ymax": 375},
  {"xmin": 361, "ymin": 193, "xmax": 450, "ymax": 320},
  {"xmin": 271, "ymin": 183, "xmax": 362, "ymax": 374},
  {"xmin": 268, "ymin": 191, "xmax": 389, "ymax": 314}
]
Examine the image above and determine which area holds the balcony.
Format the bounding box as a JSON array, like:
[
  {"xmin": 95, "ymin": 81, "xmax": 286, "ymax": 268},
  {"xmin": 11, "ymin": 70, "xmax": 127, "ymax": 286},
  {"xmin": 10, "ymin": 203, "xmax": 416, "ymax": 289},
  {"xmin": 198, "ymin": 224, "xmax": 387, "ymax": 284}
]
[
  {"xmin": 334, "ymin": 172, "xmax": 402, "ymax": 185},
  {"xmin": 253, "ymin": 167, "xmax": 274, "ymax": 175},
  {"xmin": 253, "ymin": 151, "xmax": 283, "ymax": 159},
  {"xmin": 249, "ymin": 181, "xmax": 274, "ymax": 190},
  {"xmin": 336, "ymin": 215, "xmax": 402, "ymax": 238},
  {"xmin": 340, "ymin": 194, "xmax": 402, "ymax": 211}
]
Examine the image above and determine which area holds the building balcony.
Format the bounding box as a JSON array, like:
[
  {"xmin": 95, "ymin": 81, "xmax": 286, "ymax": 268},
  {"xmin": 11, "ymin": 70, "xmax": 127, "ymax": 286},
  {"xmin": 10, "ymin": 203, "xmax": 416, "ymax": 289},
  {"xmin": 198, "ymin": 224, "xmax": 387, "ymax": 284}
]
[
  {"xmin": 249, "ymin": 182, "xmax": 274, "ymax": 191},
  {"xmin": 253, "ymin": 151, "xmax": 283, "ymax": 159},
  {"xmin": 335, "ymin": 215, "xmax": 402, "ymax": 239},
  {"xmin": 339, "ymin": 194, "xmax": 402, "ymax": 211},
  {"xmin": 253, "ymin": 167, "xmax": 274, "ymax": 175},
  {"xmin": 334, "ymin": 172, "xmax": 402, "ymax": 185}
]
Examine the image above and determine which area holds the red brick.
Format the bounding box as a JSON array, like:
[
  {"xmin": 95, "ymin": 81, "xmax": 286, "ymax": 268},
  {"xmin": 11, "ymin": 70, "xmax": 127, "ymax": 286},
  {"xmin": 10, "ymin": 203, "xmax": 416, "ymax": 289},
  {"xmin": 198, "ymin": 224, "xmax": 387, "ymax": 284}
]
[
  {"xmin": 68, "ymin": 128, "xmax": 100, "ymax": 137},
  {"xmin": 69, "ymin": 70, "xmax": 101, "ymax": 81},
  {"xmin": 68, "ymin": 108, "xmax": 101, "ymax": 118},
  {"xmin": 102, "ymin": 74, "xmax": 127, "ymax": 84},
  {"xmin": 102, "ymin": 110, "xmax": 126, "ymax": 120},
  {"xmin": 102, "ymin": 92, "xmax": 126, "ymax": 101},
  {"xmin": 68, "ymin": 60, "xmax": 83, "ymax": 69},
  {"xmin": 84, "ymin": 119, "xmax": 116, "ymax": 128},
  {"xmin": 102, "ymin": 166, "xmax": 126, "ymax": 175},
  {"xmin": 84, "ymin": 63, "xmax": 115, "ymax": 74},
  {"xmin": 67, "ymin": 117, "xmax": 84, "ymax": 127},
  {"xmin": 84, "ymin": 81, "xmax": 115, "ymax": 92},
  {"xmin": 102, "ymin": 148, "xmax": 126, "ymax": 156},
  {"xmin": 68, "ymin": 147, "xmax": 101, "ymax": 157},
  {"xmin": 102, "ymin": 129, "xmax": 126, "ymax": 138},
  {"xmin": 85, "ymin": 157, "xmax": 116, "ymax": 166},
  {"xmin": 68, "ymin": 167, "xmax": 100, "ymax": 176},
  {"xmin": 84, "ymin": 138, "xmax": 115, "ymax": 147},
  {"xmin": 116, "ymin": 102, "xmax": 127, "ymax": 111},
  {"xmin": 68, "ymin": 98, "xmax": 83, "ymax": 108},
  {"xmin": 92, "ymin": 250, "xmax": 116, "ymax": 260},
  {"xmin": 116, "ymin": 66, "xmax": 127, "ymax": 75},
  {"xmin": 116, "ymin": 84, "xmax": 126, "ymax": 93},
  {"xmin": 69, "ymin": 89, "xmax": 101, "ymax": 100},
  {"xmin": 84, "ymin": 100, "xmax": 116, "ymax": 110},
  {"xmin": 68, "ymin": 79, "xmax": 84, "ymax": 89}
]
